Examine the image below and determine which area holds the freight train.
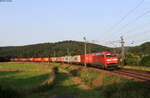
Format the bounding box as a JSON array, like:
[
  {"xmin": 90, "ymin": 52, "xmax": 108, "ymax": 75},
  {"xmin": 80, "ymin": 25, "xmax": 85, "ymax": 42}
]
[{"xmin": 10, "ymin": 52, "xmax": 118, "ymax": 69}]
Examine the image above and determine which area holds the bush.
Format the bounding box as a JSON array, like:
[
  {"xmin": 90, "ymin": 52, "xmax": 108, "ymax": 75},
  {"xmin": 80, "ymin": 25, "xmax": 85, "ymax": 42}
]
[
  {"xmin": 53, "ymin": 67, "xmax": 59, "ymax": 74},
  {"xmin": 125, "ymin": 53, "xmax": 140, "ymax": 66},
  {"xmin": 79, "ymin": 70, "xmax": 100, "ymax": 87},
  {"xmin": 70, "ymin": 69, "xmax": 80, "ymax": 76},
  {"xmin": 140, "ymin": 55, "xmax": 150, "ymax": 67}
]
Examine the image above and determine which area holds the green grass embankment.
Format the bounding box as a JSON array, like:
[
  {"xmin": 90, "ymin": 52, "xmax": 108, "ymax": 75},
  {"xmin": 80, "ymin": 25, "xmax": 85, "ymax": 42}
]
[
  {"xmin": 30, "ymin": 63, "xmax": 150, "ymax": 98},
  {"xmin": 0, "ymin": 62, "xmax": 150, "ymax": 98}
]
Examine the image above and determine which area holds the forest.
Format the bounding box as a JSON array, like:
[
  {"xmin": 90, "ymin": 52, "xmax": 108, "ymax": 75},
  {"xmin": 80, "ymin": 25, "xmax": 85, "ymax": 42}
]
[{"xmin": 0, "ymin": 40, "xmax": 111, "ymax": 58}]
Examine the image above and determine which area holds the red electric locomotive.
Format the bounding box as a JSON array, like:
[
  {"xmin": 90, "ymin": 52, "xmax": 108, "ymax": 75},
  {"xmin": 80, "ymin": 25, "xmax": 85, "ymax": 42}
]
[
  {"xmin": 80, "ymin": 52, "xmax": 118, "ymax": 69},
  {"xmin": 92, "ymin": 52, "xmax": 118, "ymax": 69}
]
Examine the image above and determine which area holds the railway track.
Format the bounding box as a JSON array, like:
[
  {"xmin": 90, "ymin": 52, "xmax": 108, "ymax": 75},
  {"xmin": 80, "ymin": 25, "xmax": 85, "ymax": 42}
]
[
  {"xmin": 111, "ymin": 68, "xmax": 150, "ymax": 82},
  {"xmin": 87, "ymin": 66, "xmax": 150, "ymax": 82}
]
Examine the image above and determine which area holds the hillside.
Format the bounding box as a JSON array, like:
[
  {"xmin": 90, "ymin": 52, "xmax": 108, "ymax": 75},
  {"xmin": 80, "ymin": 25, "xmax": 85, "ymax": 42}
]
[
  {"xmin": 128, "ymin": 42, "xmax": 150, "ymax": 55},
  {"xmin": 0, "ymin": 40, "xmax": 110, "ymax": 58},
  {"xmin": 0, "ymin": 40, "xmax": 149, "ymax": 59}
]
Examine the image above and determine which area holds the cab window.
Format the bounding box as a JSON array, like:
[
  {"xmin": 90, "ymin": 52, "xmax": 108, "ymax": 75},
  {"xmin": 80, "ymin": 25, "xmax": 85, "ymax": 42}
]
[{"xmin": 106, "ymin": 54, "xmax": 116, "ymax": 57}]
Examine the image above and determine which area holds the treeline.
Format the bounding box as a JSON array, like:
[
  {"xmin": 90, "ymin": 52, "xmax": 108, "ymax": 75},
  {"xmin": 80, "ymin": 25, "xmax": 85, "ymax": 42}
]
[{"xmin": 0, "ymin": 40, "xmax": 110, "ymax": 58}]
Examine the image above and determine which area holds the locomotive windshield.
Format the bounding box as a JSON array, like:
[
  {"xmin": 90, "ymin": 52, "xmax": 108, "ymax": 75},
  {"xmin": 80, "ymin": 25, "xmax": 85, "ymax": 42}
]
[{"xmin": 106, "ymin": 54, "xmax": 117, "ymax": 57}]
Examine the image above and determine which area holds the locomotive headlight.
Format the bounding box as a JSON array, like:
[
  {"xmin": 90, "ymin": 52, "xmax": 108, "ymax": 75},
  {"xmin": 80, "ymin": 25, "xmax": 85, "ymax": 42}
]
[
  {"xmin": 106, "ymin": 58, "xmax": 118, "ymax": 61},
  {"xmin": 112, "ymin": 58, "xmax": 118, "ymax": 61},
  {"xmin": 106, "ymin": 59, "xmax": 111, "ymax": 61}
]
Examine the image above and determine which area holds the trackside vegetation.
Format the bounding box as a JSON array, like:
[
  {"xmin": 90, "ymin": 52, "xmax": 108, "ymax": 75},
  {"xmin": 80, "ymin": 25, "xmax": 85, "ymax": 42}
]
[{"xmin": 0, "ymin": 62, "xmax": 149, "ymax": 98}]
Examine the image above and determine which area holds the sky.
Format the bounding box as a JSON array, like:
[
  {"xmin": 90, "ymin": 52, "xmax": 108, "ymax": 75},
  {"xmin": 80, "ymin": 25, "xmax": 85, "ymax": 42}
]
[{"xmin": 0, "ymin": 0, "xmax": 150, "ymax": 47}]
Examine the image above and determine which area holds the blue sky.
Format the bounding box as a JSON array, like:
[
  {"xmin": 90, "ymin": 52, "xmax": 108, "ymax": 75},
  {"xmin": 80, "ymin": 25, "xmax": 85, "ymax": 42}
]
[{"xmin": 0, "ymin": 0, "xmax": 150, "ymax": 47}]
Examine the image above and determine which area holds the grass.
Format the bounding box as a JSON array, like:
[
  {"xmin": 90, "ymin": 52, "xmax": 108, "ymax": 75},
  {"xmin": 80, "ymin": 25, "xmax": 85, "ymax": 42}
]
[
  {"xmin": 0, "ymin": 62, "xmax": 50, "ymax": 69},
  {"xmin": 122, "ymin": 65, "xmax": 150, "ymax": 71},
  {"xmin": 29, "ymin": 63, "xmax": 150, "ymax": 98},
  {"xmin": 79, "ymin": 69, "xmax": 100, "ymax": 88},
  {"xmin": 0, "ymin": 72, "xmax": 49, "ymax": 90},
  {"xmin": 0, "ymin": 62, "xmax": 54, "ymax": 98},
  {"xmin": 0, "ymin": 62, "xmax": 150, "ymax": 98}
]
